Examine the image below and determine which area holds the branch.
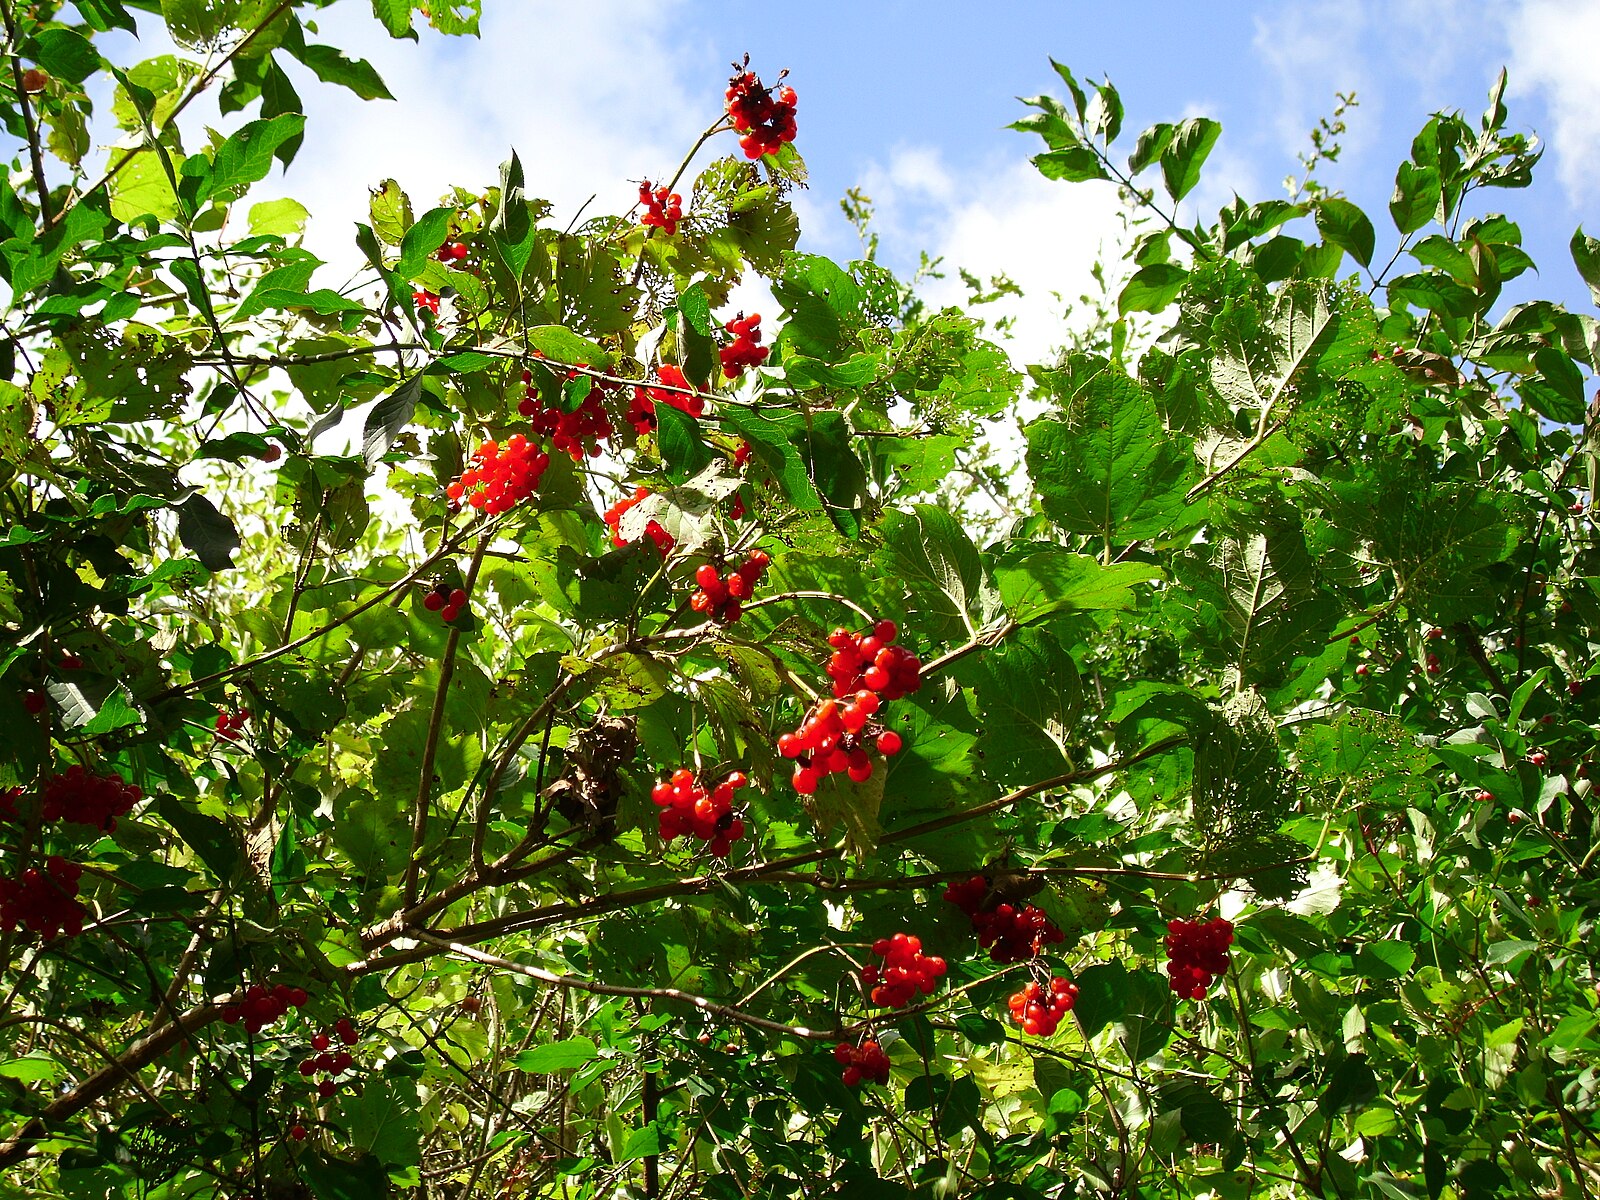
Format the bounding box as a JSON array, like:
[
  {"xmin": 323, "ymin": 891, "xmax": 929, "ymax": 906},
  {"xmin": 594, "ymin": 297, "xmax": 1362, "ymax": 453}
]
[
  {"xmin": 367, "ymin": 735, "xmax": 1190, "ymax": 957},
  {"xmin": 0, "ymin": 0, "xmax": 51, "ymax": 226},
  {"xmin": 408, "ymin": 933, "xmax": 840, "ymax": 1041},
  {"xmin": 145, "ymin": 516, "xmax": 483, "ymax": 705},
  {"xmin": 404, "ymin": 530, "xmax": 492, "ymax": 906},
  {"xmin": 0, "ymin": 998, "xmax": 226, "ymax": 1167}
]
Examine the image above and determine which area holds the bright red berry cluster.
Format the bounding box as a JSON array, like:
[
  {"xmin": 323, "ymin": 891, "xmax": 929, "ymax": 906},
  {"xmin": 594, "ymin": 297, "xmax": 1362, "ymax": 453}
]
[
  {"xmin": 862, "ymin": 933, "xmax": 946, "ymax": 1008},
  {"xmin": 779, "ymin": 619, "xmax": 913, "ymax": 795},
  {"xmin": 627, "ymin": 364, "xmax": 704, "ymax": 436},
  {"xmin": 215, "ymin": 708, "xmax": 250, "ymax": 742},
  {"xmin": 0, "ymin": 857, "xmax": 85, "ymax": 940},
  {"xmin": 826, "ymin": 621, "xmax": 921, "ymax": 700},
  {"xmin": 298, "ymin": 1019, "xmax": 359, "ymax": 1098},
  {"xmin": 779, "ymin": 690, "xmax": 902, "ymax": 795},
  {"xmin": 436, "ymin": 240, "xmax": 469, "ymax": 263},
  {"xmin": 413, "ymin": 289, "xmax": 441, "ymax": 315},
  {"xmin": 1164, "ymin": 916, "xmax": 1234, "ymax": 1000},
  {"xmin": 220, "ymin": 982, "xmax": 310, "ymax": 1034},
  {"xmin": 1007, "ymin": 976, "xmax": 1079, "ymax": 1036},
  {"xmin": 720, "ymin": 313, "xmax": 769, "ymax": 379},
  {"xmin": 943, "ymin": 876, "xmax": 1066, "ymax": 964},
  {"xmin": 725, "ymin": 65, "xmax": 797, "ymax": 159},
  {"xmin": 39, "ymin": 766, "xmax": 143, "ymax": 832},
  {"xmin": 691, "ymin": 551, "xmax": 770, "ymax": 624},
  {"xmin": 638, "ymin": 181, "xmax": 683, "ymax": 235},
  {"xmin": 833, "ymin": 1039, "xmax": 889, "ymax": 1087},
  {"xmin": 519, "ymin": 369, "xmax": 615, "ymax": 460},
  {"xmin": 605, "ymin": 487, "xmax": 676, "ymax": 556},
  {"xmin": 650, "ymin": 769, "xmax": 748, "ymax": 857},
  {"xmin": 446, "ymin": 434, "xmax": 551, "ymax": 514},
  {"xmin": 422, "ymin": 584, "xmax": 470, "ymax": 624}
]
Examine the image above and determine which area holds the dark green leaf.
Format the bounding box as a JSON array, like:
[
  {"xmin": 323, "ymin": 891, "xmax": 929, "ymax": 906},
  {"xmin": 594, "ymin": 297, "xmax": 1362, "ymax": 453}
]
[
  {"xmin": 1118, "ymin": 263, "xmax": 1187, "ymax": 314},
  {"xmin": 175, "ymin": 492, "xmax": 241, "ymax": 571},
  {"xmin": 1317, "ymin": 197, "xmax": 1376, "ymax": 268},
  {"xmin": 210, "ymin": 114, "xmax": 305, "ymax": 196},
  {"xmin": 362, "ymin": 376, "xmax": 422, "ymax": 470},
  {"xmin": 1160, "ymin": 117, "xmax": 1221, "ymax": 202},
  {"xmin": 1571, "ymin": 226, "xmax": 1600, "ymax": 307}
]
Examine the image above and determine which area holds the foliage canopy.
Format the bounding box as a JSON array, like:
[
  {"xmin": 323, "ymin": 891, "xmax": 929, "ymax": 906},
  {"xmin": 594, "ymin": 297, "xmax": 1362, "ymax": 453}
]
[{"xmin": 1, "ymin": 4, "xmax": 1599, "ymax": 1199}]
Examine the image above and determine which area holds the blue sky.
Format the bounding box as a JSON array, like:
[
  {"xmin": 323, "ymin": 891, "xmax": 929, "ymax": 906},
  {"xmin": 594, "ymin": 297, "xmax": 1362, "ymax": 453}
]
[{"xmin": 36, "ymin": 1, "xmax": 1600, "ymax": 362}]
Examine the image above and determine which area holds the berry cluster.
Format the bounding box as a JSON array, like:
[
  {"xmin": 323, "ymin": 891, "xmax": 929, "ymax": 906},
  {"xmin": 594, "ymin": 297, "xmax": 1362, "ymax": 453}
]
[
  {"xmin": 1164, "ymin": 916, "xmax": 1234, "ymax": 1000},
  {"xmin": 690, "ymin": 551, "xmax": 770, "ymax": 623},
  {"xmin": 40, "ymin": 766, "xmax": 143, "ymax": 832},
  {"xmin": 650, "ymin": 769, "xmax": 748, "ymax": 857},
  {"xmin": 605, "ymin": 487, "xmax": 676, "ymax": 556},
  {"xmin": 627, "ymin": 365, "xmax": 704, "ymax": 436},
  {"xmin": 720, "ymin": 313, "xmax": 769, "ymax": 379},
  {"xmin": 1007, "ymin": 976, "xmax": 1079, "ymax": 1036},
  {"xmin": 436, "ymin": 240, "xmax": 469, "ymax": 263},
  {"xmin": 862, "ymin": 933, "xmax": 946, "ymax": 1009},
  {"xmin": 298, "ymin": 1019, "xmax": 360, "ymax": 1099},
  {"xmin": 413, "ymin": 289, "xmax": 441, "ymax": 316},
  {"xmin": 447, "ymin": 434, "xmax": 551, "ymax": 514},
  {"xmin": 519, "ymin": 369, "xmax": 615, "ymax": 460},
  {"xmin": 725, "ymin": 65, "xmax": 797, "ymax": 159},
  {"xmin": 943, "ymin": 876, "xmax": 1066, "ymax": 964},
  {"xmin": 832, "ymin": 1039, "xmax": 890, "ymax": 1088},
  {"xmin": 826, "ymin": 621, "xmax": 921, "ymax": 700},
  {"xmin": 215, "ymin": 708, "xmax": 250, "ymax": 742},
  {"xmin": 779, "ymin": 691, "xmax": 902, "ymax": 795},
  {"xmin": 220, "ymin": 982, "xmax": 310, "ymax": 1034},
  {"xmin": 638, "ymin": 181, "xmax": 683, "ymax": 236},
  {"xmin": 422, "ymin": 584, "xmax": 471, "ymax": 624},
  {"xmin": 0, "ymin": 857, "xmax": 85, "ymax": 940}
]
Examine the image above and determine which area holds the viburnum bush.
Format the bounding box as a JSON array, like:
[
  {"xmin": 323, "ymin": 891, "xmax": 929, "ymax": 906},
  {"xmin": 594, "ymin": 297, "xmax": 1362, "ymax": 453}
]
[{"xmin": 0, "ymin": 3, "xmax": 1598, "ymax": 1198}]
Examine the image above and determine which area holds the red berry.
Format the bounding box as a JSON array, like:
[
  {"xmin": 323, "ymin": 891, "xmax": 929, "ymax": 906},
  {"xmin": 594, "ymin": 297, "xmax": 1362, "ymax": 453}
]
[
  {"xmin": 876, "ymin": 730, "xmax": 903, "ymax": 756},
  {"xmin": 423, "ymin": 592, "xmax": 445, "ymax": 612},
  {"xmin": 462, "ymin": 996, "xmax": 482, "ymax": 1015},
  {"xmin": 289, "ymin": 1124, "xmax": 307, "ymax": 1141},
  {"xmin": 261, "ymin": 444, "xmax": 282, "ymax": 463}
]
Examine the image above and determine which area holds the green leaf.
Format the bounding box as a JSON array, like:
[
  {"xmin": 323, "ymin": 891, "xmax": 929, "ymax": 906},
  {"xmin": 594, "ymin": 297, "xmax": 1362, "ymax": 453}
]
[
  {"xmin": 1390, "ymin": 161, "xmax": 1439, "ymax": 234},
  {"xmin": 292, "ymin": 42, "xmax": 394, "ymax": 101},
  {"xmin": 362, "ymin": 375, "xmax": 422, "ymax": 470},
  {"xmin": 154, "ymin": 795, "xmax": 241, "ymax": 884},
  {"xmin": 346, "ymin": 1070, "xmax": 420, "ymax": 1169},
  {"xmin": 1354, "ymin": 942, "xmax": 1417, "ymax": 980},
  {"xmin": 1072, "ymin": 961, "xmax": 1128, "ymax": 1038},
  {"xmin": 175, "ymin": 492, "xmax": 241, "ymax": 571},
  {"xmin": 1032, "ymin": 146, "xmax": 1111, "ymax": 183},
  {"xmin": 1128, "ymin": 122, "xmax": 1175, "ymax": 175},
  {"xmin": 953, "ymin": 626, "xmax": 1080, "ymax": 787},
  {"xmin": 397, "ymin": 205, "xmax": 452, "ymax": 276},
  {"xmin": 1160, "ymin": 117, "xmax": 1221, "ymax": 202},
  {"xmin": 1570, "ymin": 227, "xmax": 1600, "ymax": 307},
  {"xmin": 210, "ymin": 114, "xmax": 305, "ymax": 197},
  {"xmin": 1025, "ymin": 370, "xmax": 1195, "ymax": 544},
  {"xmin": 877, "ymin": 505, "xmax": 983, "ymax": 642},
  {"xmin": 30, "ymin": 28, "xmax": 100, "ymax": 83},
  {"xmin": 993, "ymin": 545, "xmax": 1161, "ymax": 623},
  {"xmin": 1317, "ymin": 197, "xmax": 1376, "ymax": 268},
  {"xmin": 512, "ymin": 1037, "xmax": 597, "ymax": 1073},
  {"xmin": 0, "ymin": 1053, "xmax": 64, "ymax": 1083},
  {"xmin": 488, "ymin": 152, "xmax": 539, "ymax": 282},
  {"xmin": 526, "ymin": 325, "xmax": 609, "ymax": 369},
  {"xmin": 655, "ymin": 403, "xmax": 713, "ymax": 481},
  {"xmin": 369, "ymin": 0, "xmax": 415, "ymax": 38},
  {"xmin": 1118, "ymin": 263, "xmax": 1188, "ymax": 314},
  {"xmin": 301, "ymin": 1150, "xmax": 393, "ymax": 1200},
  {"xmin": 248, "ymin": 197, "xmax": 309, "ymax": 237}
]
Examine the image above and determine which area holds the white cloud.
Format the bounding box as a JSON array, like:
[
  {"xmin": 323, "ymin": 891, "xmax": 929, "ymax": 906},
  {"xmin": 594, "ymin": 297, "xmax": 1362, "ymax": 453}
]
[
  {"xmin": 281, "ymin": 0, "xmax": 710, "ymax": 268},
  {"xmin": 1251, "ymin": 0, "xmax": 1376, "ymax": 162},
  {"xmin": 852, "ymin": 145, "xmax": 1126, "ymax": 367},
  {"xmin": 1506, "ymin": 0, "xmax": 1600, "ymax": 203}
]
